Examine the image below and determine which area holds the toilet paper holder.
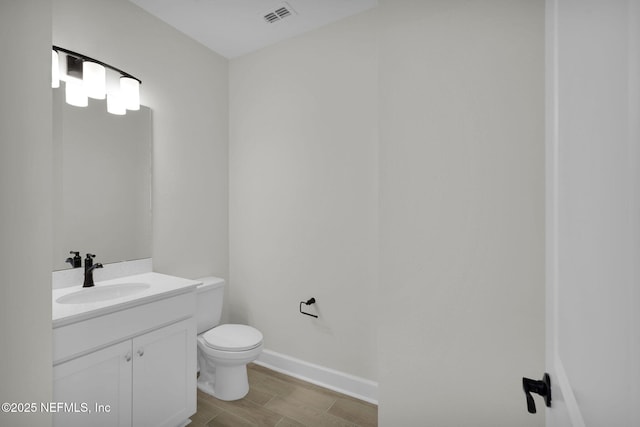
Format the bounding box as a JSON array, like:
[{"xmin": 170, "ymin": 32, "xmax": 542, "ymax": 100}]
[{"xmin": 299, "ymin": 298, "xmax": 318, "ymax": 318}]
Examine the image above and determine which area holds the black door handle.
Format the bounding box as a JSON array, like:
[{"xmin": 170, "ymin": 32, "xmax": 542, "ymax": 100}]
[{"xmin": 522, "ymin": 373, "xmax": 551, "ymax": 413}]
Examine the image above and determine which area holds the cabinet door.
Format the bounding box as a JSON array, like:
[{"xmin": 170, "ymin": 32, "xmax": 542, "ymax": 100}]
[
  {"xmin": 132, "ymin": 318, "xmax": 196, "ymax": 427},
  {"xmin": 53, "ymin": 340, "xmax": 132, "ymax": 427}
]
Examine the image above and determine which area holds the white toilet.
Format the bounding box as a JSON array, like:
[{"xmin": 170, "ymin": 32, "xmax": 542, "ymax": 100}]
[{"xmin": 195, "ymin": 277, "xmax": 264, "ymax": 401}]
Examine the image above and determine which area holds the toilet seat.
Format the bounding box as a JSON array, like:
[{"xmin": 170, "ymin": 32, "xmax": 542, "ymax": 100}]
[{"xmin": 202, "ymin": 324, "xmax": 263, "ymax": 352}]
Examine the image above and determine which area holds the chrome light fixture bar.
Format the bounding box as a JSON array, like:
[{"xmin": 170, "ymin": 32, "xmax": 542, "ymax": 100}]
[{"xmin": 52, "ymin": 45, "xmax": 142, "ymax": 114}]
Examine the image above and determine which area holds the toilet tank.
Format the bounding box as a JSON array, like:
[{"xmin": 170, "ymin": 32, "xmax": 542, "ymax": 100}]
[{"xmin": 195, "ymin": 276, "xmax": 225, "ymax": 334}]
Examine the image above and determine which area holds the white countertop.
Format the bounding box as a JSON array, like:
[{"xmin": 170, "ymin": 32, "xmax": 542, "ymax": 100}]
[{"xmin": 52, "ymin": 272, "xmax": 201, "ymax": 328}]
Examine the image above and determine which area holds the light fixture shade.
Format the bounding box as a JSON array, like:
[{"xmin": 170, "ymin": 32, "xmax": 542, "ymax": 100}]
[
  {"xmin": 107, "ymin": 90, "xmax": 126, "ymax": 115},
  {"xmin": 65, "ymin": 78, "xmax": 88, "ymax": 107},
  {"xmin": 83, "ymin": 61, "xmax": 106, "ymax": 99},
  {"xmin": 52, "ymin": 50, "xmax": 60, "ymax": 88},
  {"xmin": 120, "ymin": 76, "xmax": 140, "ymax": 111}
]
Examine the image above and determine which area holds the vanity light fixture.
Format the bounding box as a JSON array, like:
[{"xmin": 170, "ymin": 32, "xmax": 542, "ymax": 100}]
[{"xmin": 52, "ymin": 46, "xmax": 142, "ymax": 114}]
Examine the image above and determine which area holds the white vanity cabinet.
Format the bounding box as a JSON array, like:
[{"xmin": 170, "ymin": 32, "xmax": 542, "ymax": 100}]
[{"xmin": 52, "ymin": 284, "xmax": 197, "ymax": 427}]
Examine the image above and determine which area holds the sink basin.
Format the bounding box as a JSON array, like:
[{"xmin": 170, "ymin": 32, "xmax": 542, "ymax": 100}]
[{"xmin": 56, "ymin": 283, "xmax": 151, "ymax": 304}]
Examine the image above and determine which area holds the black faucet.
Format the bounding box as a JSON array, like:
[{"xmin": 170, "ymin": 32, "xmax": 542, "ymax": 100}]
[{"xmin": 83, "ymin": 253, "xmax": 103, "ymax": 288}]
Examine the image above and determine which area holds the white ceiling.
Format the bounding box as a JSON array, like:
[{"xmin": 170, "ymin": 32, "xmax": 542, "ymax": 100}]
[{"xmin": 128, "ymin": 0, "xmax": 378, "ymax": 58}]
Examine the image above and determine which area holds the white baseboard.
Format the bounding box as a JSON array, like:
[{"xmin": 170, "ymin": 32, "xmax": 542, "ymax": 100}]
[{"xmin": 254, "ymin": 349, "xmax": 378, "ymax": 405}]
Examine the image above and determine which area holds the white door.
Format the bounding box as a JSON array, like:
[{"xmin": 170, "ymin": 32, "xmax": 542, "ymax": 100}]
[
  {"xmin": 53, "ymin": 340, "xmax": 132, "ymax": 427},
  {"xmin": 132, "ymin": 318, "xmax": 196, "ymax": 427},
  {"xmin": 545, "ymin": 0, "xmax": 640, "ymax": 425}
]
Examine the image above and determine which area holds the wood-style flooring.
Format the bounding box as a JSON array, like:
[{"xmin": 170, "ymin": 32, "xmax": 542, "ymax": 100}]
[{"xmin": 190, "ymin": 363, "xmax": 377, "ymax": 427}]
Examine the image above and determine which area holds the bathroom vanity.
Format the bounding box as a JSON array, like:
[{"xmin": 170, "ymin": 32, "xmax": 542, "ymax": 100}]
[{"xmin": 52, "ymin": 272, "xmax": 200, "ymax": 427}]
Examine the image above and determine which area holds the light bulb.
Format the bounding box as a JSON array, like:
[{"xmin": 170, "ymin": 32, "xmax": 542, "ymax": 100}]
[
  {"xmin": 120, "ymin": 76, "xmax": 140, "ymax": 111},
  {"xmin": 65, "ymin": 78, "xmax": 88, "ymax": 107},
  {"xmin": 83, "ymin": 61, "xmax": 106, "ymax": 99},
  {"xmin": 52, "ymin": 50, "xmax": 60, "ymax": 88},
  {"xmin": 107, "ymin": 90, "xmax": 126, "ymax": 115}
]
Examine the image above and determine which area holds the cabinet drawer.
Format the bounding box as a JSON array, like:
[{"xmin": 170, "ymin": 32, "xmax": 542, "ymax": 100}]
[{"xmin": 53, "ymin": 291, "xmax": 196, "ymax": 364}]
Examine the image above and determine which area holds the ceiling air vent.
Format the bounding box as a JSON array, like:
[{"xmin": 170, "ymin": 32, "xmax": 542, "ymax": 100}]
[{"xmin": 263, "ymin": 3, "xmax": 296, "ymax": 24}]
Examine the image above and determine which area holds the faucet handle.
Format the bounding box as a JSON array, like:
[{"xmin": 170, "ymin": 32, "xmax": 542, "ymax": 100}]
[
  {"xmin": 84, "ymin": 253, "xmax": 96, "ymax": 269},
  {"xmin": 66, "ymin": 251, "xmax": 82, "ymax": 268}
]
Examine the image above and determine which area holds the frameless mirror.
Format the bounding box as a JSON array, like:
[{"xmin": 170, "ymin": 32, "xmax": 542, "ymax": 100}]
[{"xmin": 52, "ymin": 87, "xmax": 152, "ymax": 270}]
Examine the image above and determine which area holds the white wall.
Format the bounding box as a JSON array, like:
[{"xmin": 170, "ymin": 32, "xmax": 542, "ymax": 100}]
[
  {"xmin": 378, "ymin": 0, "xmax": 544, "ymax": 425},
  {"xmin": 52, "ymin": 0, "xmax": 229, "ymax": 281},
  {"xmin": 229, "ymin": 11, "xmax": 379, "ymax": 380},
  {"xmin": 229, "ymin": 4, "xmax": 545, "ymax": 422},
  {"xmin": 0, "ymin": 1, "xmax": 53, "ymax": 426}
]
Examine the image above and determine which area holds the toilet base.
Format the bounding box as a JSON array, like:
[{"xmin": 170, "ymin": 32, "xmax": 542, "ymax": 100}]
[
  {"xmin": 197, "ymin": 364, "xmax": 249, "ymax": 401},
  {"xmin": 196, "ymin": 336, "xmax": 263, "ymax": 401}
]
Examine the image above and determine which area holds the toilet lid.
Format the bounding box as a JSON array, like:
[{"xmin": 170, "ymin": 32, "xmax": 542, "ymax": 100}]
[{"xmin": 202, "ymin": 324, "xmax": 263, "ymax": 351}]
